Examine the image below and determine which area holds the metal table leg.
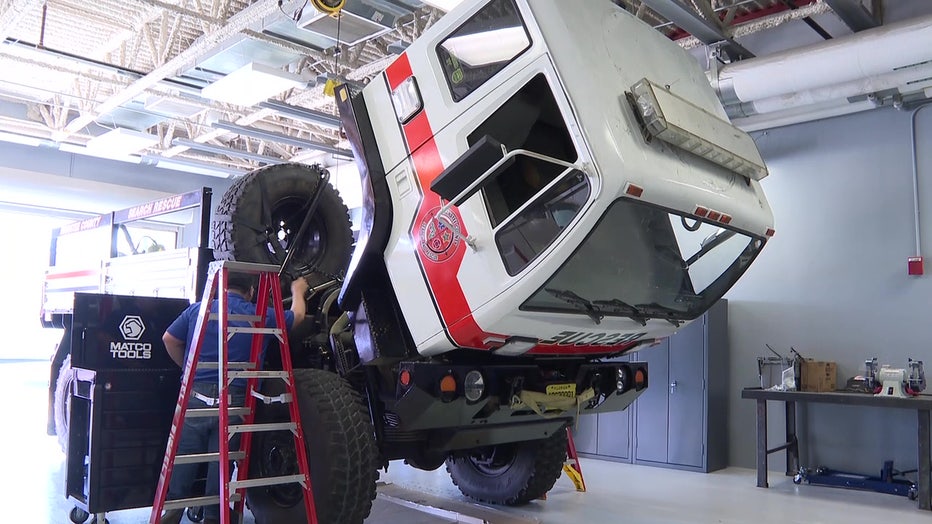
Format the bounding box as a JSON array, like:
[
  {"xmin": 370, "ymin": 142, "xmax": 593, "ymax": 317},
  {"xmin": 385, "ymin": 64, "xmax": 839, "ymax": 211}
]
[
  {"xmin": 785, "ymin": 400, "xmax": 798, "ymax": 476},
  {"xmin": 757, "ymin": 398, "xmax": 768, "ymax": 488},
  {"xmin": 919, "ymin": 409, "xmax": 930, "ymax": 510}
]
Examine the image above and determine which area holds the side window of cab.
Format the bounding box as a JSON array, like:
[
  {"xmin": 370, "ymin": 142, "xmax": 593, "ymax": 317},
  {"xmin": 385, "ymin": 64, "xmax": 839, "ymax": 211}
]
[
  {"xmin": 468, "ymin": 74, "xmax": 591, "ymax": 276},
  {"xmin": 436, "ymin": 0, "xmax": 532, "ymax": 102}
]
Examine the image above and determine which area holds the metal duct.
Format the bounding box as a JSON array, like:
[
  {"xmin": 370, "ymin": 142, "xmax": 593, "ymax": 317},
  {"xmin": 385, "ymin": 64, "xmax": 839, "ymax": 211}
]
[{"xmin": 713, "ymin": 14, "xmax": 932, "ymax": 129}]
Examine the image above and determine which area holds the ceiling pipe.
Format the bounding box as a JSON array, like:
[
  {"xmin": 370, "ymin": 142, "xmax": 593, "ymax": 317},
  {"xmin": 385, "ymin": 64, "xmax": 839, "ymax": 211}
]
[
  {"xmin": 715, "ymin": 14, "xmax": 932, "ymax": 105},
  {"xmin": 258, "ymin": 101, "xmax": 342, "ymax": 130},
  {"xmin": 213, "ymin": 120, "xmax": 352, "ymax": 157},
  {"xmin": 712, "ymin": 14, "xmax": 932, "ymax": 130},
  {"xmin": 55, "ymin": 0, "xmax": 308, "ymax": 141},
  {"xmin": 172, "ymin": 138, "xmax": 284, "ymax": 165}
]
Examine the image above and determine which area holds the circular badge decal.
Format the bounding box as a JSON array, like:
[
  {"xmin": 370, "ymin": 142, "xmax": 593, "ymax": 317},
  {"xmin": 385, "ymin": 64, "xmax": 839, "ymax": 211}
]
[{"xmin": 418, "ymin": 208, "xmax": 462, "ymax": 263}]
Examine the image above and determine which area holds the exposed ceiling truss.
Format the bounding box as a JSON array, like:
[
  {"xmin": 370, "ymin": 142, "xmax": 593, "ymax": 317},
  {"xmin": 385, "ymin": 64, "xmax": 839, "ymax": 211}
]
[{"xmin": 0, "ymin": 0, "xmax": 907, "ymax": 178}]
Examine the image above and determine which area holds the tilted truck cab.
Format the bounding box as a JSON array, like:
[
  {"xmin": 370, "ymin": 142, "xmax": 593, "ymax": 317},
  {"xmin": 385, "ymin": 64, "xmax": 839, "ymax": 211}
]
[{"xmin": 339, "ymin": 0, "xmax": 772, "ymax": 361}]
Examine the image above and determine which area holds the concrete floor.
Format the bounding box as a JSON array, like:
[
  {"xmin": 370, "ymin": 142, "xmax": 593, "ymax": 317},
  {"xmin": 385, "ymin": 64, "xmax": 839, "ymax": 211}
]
[{"xmin": 5, "ymin": 359, "xmax": 931, "ymax": 524}]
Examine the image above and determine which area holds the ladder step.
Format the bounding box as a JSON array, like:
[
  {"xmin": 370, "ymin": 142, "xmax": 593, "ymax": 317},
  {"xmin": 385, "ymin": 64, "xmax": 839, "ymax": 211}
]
[
  {"xmin": 163, "ymin": 493, "xmax": 241, "ymax": 511},
  {"xmin": 174, "ymin": 451, "xmax": 246, "ymax": 465},
  {"xmin": 229, "ymin": 474, "xmax": 307, "ymax": 491},
  {"xmin": 229, "ymin": 422, "xmax": 296, "ymax": 435},
  {"xmin": 227, "ymin": 326, "xmax": 282, "ymax": 336},
  {"xmin": 197, "ymin": 361, "xmax": 256, "ymax": 370},
  {"xmin": 186, "ymin": 407, "xmax": 252, "ymax": 418},
  {"xmin": 228, "ymin": 370, "xmax": 291, "ymax": 381},
  {"xmin": 210, "ymin": 313, "xmax": 262, "ymax": 322}
]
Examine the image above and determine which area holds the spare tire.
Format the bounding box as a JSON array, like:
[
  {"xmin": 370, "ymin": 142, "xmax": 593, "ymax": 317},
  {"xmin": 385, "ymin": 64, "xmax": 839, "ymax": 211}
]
[{"xmin": 212, "ymin": 164, "xmax": 353, "ymax": 282}]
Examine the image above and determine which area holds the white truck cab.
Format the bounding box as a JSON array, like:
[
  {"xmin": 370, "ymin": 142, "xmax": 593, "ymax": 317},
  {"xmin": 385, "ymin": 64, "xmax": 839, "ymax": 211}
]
[{"xmin": 340, "ymin": 0, "xmax": 773, "ymax": 358}]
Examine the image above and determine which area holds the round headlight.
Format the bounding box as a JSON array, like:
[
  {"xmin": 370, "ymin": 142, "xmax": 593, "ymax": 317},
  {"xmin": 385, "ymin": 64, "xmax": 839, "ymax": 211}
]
[
  {"xmin": 616, "ymin": 367, "xmax": 628, "ymax": 393},
  {"xmin": 464, "ymin": 370, "xmax": 485, "ymax": 402}
]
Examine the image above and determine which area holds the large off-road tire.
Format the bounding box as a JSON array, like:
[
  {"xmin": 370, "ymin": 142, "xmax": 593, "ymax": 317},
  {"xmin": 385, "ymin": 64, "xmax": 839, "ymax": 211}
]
[
  {"xmin": 445, "ymin": 428, "xmax": 567, "ymax": 505},
  {"xmin": 212, "ymin": 163, "xmax": 353, "ymax": 282},
  {"xmin": 53, "ymin": 354, "xmax": 74, "ymax": 453},
  {"xmin": 246, "ymin": 369, "xmax": 378, "ymax": 524}
]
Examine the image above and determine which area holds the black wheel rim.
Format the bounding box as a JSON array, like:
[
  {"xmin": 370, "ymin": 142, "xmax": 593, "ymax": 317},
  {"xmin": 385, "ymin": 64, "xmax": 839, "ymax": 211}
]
[
  {"xmin": 256, "ymin": 433, "xmax": 304, "ymax": 507},
  {"xmin": 263, "ymin": 196, "xmax": 328, "ymax": 270},
  {"xmin": 466, "ymin": 444, "xmax": 518, "ymax": 477}
]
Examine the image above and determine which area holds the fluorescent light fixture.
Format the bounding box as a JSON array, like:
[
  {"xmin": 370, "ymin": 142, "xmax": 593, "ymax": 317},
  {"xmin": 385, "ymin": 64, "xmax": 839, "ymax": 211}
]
[
  {"xmin": 441, "ymin": 26, "xmax": 529, "ymax": 67},
  {"xmin": 141, "ymin": 154, "xmax": 246, "ymax": 178},
  {"xmin": 85, "ymin": 128, "xmax": 159, "ymax": 155},
  {"xmin": 201, "ymin": 62, "xmax": 306, "ymax": 107},
  {"xmin": 145, "ymin": 95, "xmax": 205, "ymax": 118},
  {"xmin": 421, "ymin": 0, "xmax": 465, "ymax": 11},
  {"xmin": 391, "ymin": 76, "xmax": 422, "ymax": 123},
  {"xmin": 0, "ymin": 131, "xmax": 47, "ymax": 147},
  {"xmin": 630, "ymin": 78, "xmax": 768, "ymax": 181}
]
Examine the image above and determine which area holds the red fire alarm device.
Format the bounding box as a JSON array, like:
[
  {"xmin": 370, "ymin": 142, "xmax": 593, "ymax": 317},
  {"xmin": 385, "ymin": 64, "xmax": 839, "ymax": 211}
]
[{"xmin": 908, "ymin": 256, "xmax": 924, "ymax": 276}]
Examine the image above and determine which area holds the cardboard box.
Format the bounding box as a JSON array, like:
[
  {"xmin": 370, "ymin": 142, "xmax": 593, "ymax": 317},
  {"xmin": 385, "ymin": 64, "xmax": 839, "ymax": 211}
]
[{"xmin": 799, "ymin": 359, "xmax": 837, "ymax": 392}]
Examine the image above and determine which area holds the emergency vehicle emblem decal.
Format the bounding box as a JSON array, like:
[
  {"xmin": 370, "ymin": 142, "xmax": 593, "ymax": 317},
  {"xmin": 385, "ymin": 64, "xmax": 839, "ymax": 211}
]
[{"xmin": 418, "ymin": 208, "xmax": 461, "ymax": 263}]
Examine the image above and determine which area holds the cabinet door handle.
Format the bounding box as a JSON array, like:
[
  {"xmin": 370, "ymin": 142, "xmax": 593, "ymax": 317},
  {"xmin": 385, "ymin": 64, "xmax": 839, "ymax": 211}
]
[{"xmin": 670, "ymin": 380, "xmax": 678, "ymax": 394}]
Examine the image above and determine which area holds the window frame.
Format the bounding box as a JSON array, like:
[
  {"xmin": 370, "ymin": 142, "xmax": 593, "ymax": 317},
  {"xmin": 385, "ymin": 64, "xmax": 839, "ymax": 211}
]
[{"xmin": 435, "ymin": 0, "xmax": 534, "ymax": 103}]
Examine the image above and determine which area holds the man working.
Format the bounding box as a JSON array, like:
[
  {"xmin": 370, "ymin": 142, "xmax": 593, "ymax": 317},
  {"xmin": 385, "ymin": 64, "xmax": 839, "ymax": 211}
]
[{"xmin": 160, "ymin": 272, "xmax": 309, "ymax": 524}]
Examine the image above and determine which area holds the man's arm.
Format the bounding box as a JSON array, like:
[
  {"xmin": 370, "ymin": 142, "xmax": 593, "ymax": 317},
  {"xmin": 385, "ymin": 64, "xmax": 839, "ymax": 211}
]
[
  {"xmin": 163, "ymin": 331, "xmax": 187, "ymax": 368},
  {"xmin": 289, "ymin": 277, "xmax": 309, "ymax": 326}
]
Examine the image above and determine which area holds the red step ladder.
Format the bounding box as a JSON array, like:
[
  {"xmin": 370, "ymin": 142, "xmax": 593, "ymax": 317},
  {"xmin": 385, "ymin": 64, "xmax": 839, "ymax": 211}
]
[
  {"xmin": 149, "ymin": 261, "xmax": 317, "ymax": 524},
  {"xmin": 563, "ymin": 427, "xmax": 586, "ymax": 492}
]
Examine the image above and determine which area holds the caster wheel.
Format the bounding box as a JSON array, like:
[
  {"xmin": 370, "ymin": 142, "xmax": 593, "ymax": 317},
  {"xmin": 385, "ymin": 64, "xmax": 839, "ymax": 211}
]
[
  {"xmin": 908, "ymin": 487, "xmax": 918, "ymax": 501},
  {"xmin": 69, "ymin": 507, "xmax": 89, "ymax": 523},
  {"xmin": 793, "ymin": 475, "xmax": 802, "ymax": 485},
  {"xmin": 187, "ymin": 506, "xmax": 205, "ymax": 522}
]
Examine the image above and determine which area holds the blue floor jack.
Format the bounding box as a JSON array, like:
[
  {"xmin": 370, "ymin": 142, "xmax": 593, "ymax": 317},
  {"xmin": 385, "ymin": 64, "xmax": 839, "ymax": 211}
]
[{"xmin": 794, "ymin": 460, "xmax": 918, "ymax": 500}]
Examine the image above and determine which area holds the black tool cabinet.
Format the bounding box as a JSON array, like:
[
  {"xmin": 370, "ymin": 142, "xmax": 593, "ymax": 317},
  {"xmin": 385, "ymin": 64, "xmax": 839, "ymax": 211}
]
[{"xmin": 66, "ymin": 293, "xmax": 187, "ymax": 520}]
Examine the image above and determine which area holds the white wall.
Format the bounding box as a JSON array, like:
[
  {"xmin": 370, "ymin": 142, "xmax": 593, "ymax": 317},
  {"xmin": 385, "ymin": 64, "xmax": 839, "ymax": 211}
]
[{"xmin": 725, "ymin": 104, "xmax": 932, "ymax": 472}]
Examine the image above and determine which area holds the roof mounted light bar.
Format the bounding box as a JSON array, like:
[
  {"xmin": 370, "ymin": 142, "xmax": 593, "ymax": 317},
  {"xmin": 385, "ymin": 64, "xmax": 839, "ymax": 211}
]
[{"xmin": 629, "ymin": 78, "xmax": 768, "ymax": 181}]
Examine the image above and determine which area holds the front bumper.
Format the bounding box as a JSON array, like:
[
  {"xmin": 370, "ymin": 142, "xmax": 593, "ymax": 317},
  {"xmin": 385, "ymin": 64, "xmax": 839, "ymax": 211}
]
[{"xmin": 389, "ymin": 360, "xmax": 648, "ymax": 432}]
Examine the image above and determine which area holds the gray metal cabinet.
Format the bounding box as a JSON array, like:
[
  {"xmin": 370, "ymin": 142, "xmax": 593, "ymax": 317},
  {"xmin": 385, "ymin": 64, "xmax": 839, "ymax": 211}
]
[
  {"xmin": 634, "ymin": 299, "xmax": 728, "ymax": 472},
  {"xmin": 573, "ymin": 300, "xmax": 728, "ymax": 473}
]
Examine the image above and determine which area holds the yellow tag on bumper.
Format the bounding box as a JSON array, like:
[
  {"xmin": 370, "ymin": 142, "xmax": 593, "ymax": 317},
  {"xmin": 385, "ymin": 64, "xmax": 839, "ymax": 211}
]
[{"xmin": 546, "ymin": 383, "xmax": 577, "ymax": 398}]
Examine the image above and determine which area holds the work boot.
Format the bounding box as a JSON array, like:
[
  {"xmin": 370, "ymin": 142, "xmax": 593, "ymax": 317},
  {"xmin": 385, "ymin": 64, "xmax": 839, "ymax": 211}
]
[{"xmin": 159, "ymin": 508, "xmax": 184, "ymax": 524}]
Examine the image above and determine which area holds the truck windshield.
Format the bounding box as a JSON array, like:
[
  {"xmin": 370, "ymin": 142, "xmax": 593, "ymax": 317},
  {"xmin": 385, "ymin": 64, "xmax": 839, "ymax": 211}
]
[{"xmin": 521, "ymin": 198, "xmax": 764, "ymax": 321}]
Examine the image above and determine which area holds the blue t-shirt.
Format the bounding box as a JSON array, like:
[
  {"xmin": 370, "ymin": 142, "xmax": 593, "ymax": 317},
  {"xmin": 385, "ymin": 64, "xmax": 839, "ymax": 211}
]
[{"xmin": 167, "ymin": 292, "xmax": 295, "ymax": 387}]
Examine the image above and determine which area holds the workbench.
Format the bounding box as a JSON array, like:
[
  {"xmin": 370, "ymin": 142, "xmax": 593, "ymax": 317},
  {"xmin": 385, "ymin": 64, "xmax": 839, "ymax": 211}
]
[{"xmin": 741, "ymin": 388, "xmax": 932, "ymax": 510}]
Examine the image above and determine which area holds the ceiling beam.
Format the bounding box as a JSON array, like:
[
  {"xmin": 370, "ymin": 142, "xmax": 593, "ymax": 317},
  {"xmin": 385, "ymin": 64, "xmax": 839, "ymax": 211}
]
[
  {"xmin": 639, "ymin": 0, "xmax": 754, "ymax": 60},
  {"xmin": 823, "ymin": 0, "xmax": 881, "ymax": 32},
  {"xmin": 213, "ymin": 121, "xmax": 352, "ymax": 158},
  {"xmin": 55, "ymin": 0, "xmax": 305, "ymax": 141}
]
